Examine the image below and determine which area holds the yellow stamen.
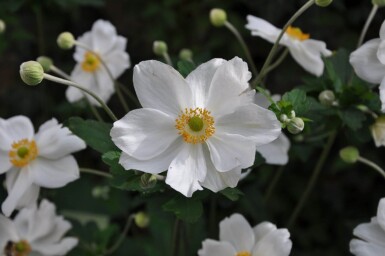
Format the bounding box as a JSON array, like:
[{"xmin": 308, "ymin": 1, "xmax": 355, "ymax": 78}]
[
  {"xmin": 236, "ymin": 251, "xmax": 251, "ymax": 256},
  {"xmin": 285, "ymin": 26, "xmax": 310, "ymax": 41},
  {"xmin": 9, "ymin": 139, "xmax": 38, "ymax": 167},
  {"xmin": 4, "ymin": 240, "xmax": 32, "ymax": 256},
  {"xmin": 175, "ymin": 107, "xmax": 215, "ymax": 144},
  {"xmin": 81, "ymin": 51, "xmax": 101, "ymax": 72}
]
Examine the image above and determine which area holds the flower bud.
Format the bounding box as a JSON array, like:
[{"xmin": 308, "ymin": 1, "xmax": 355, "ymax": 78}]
[
  {"xmin": 287, "ymin": 117, "xmax": 304, "ymax": 134},
  {"xmin": 0, "ymin": 19, "xmax": 5, "ymax": 33},
  {"xmin": 92, "ymin": 186, "xmax": 110, "ymax": 200},
  {"xmin": 289, "ymin": 110, "xmax": 296, "ymax": 119},
  {"xmin": 315, "ymin": 0, "xmax": 333, "ymax": 7},
  {"xmin": 371, "ymin": 116, "xmax": 385, "ymax": 147},
  {"xmin": 36, "ymin": 56, "xmax": 53, "ymax": 72},
  {"xmin": 210, "ymin": 8, "xmax": 227, "ymax": 27},
  {"xmin": 134, "ymin": 212, "xmax": 150, "ymax": 228},
  {"xmin": 57, "ymin": 32, "xmax": 75, "ymax": 50},
  {"xmin": 140, "ymin": 173, "xmax": 157, "ymax": 189},
  {"xmin": 318, "ymin": 90, "xmax": 336, "ymax": 106},
  {"xmin": 153, "ymin": 41, "xmax": 168, "ymax": 56},
  {"xmin": 20, "ymin": 61, "xmax": 44, "ymax": 86},
  {"xmin": 279, "ymin": 114, "xmax": 289, "ymax": 123},
  {"xmin": 372, "ymin": 0, "xmax": 385, "ymax": 6},
  {"xmin": 339, "ymin": 146, "xmax": 359, "ymax": 164},
  {"xmin": 179, "ymin": 48, "xmax": 193, "ymax": 61}
]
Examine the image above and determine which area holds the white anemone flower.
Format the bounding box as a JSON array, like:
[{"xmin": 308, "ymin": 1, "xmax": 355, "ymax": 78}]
[
  {"xmin": 0, "ymin": 199, "xmax": 78, "ymax": 256},
  {"xmin": 245, "ymin": 15, "xmax": 332, "ymax": 77},
  {"xmin": 350, "ymin": 20, "xmax": 385, "ymax": 112},
  {"xmin": 198, "ymin": 213, "xmax": 292, "ymax": 256},
  {"xmin": 67, "ymin": 19, "xmax": 130, "ymax": 105},
  {"xmin": 111, "ymin": 57, "xmax": 281, "ymax": 197},
  {"xmin": 350, "ymin": 198, "xmax": 385, "ymax": 255},
  {"xmin": 0, "ymin": 116, "xmax": 86, "ymax": 217}
]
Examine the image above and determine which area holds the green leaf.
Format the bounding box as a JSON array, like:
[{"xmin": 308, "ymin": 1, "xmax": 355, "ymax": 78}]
[
  {"xmin": 67, "ymin": 117, "xmax": 117, "ymax": 154},
  {"xmin": 324, "ymin": 49, "xmax": 352, "ymax": 92},
  {"xmin": 220, "ymin": 187, "xmax": 244, "ymax": 201},
  {"xmin": 163, "ymin": 195, "xmax": 203, "ymax": 223},
  {"xmin": 282, "ymin": 89, "xmax": 311, "ymax": 116},
  {"xmin": 177, "ymin": 60, "xmax": 195, "ymax": 77},
  {"xmin": 338, "ymin": 108, "xmax": 367, "ymax": 131}
]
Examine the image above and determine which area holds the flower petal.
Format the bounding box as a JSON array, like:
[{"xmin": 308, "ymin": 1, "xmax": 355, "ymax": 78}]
[
  {"xmin": 0, "ymin": 151, "xmax": 12, "ymax": 174},
  {"xmin": 256, "ymin": 134, "xmax": 290, "ymax": 165},
  {"xmin": 33, "ymin": 237, "xmax": 78, "ymax": 255},
  {"xmin": 0, "ymin": 116, "xmax": 34, "ymax": 151},
  {"xmin": 378, "ymin": 198, "xmax": 385, "ymax": 231},
  {"xmin": 0, "ymin": 215, "xmax": 19, "ymax": 249},
  {"xmin": 74, "ymin": 32, "xmax": 92, "ymax": 62},
  {"xmin": 198, "ymin": 239, "xmax": 237, "ymax": 256},
  {"xmin": 378, "ymin": 40, "xmax": 385, "ymax": 65},
  {"xmin": 185, "ymin": 58, "xmax": 226, "ymax": 108},
  {"xmin": 245, "ymin": 15, "xmax": 281, "ymax": 44},
  {"xmin": 104, "ymin": 37, "xmax": 130, "ymax": 78},
  {"xmin": 133, "ymin": 60, "xmax": 192, "ymax": 116},
  {"xmin": 67, "ymin": 64, "xmax": 94, "ymax": 102},
  {"xmin": 165, "ymin": 144, "xmax": 206, "ymax": 197},
  {"xmin": 118, "ymin": 138, "xmax": 183, "ymax": 174},
  {"xmin": 252, "ymin": 227, "xmax": 292, "ymax": 256},
  {"xmin": 29, "ymin": 156, "xmax": 79, "ymax": 188},
  {"xmin": 253, "ymin": 222, "xmax": 278, "ymax": 241},
  {"xmin": 380, "ymin": 20, "xmax": 385, "ymax": 40},
  {"xmin": 353, "ymin": 218, "xmax": 385, "ymax": 248},
  {"xmin": 379, "ymin": 78, "xmax": 385, "ymax": 112},
  {"xmin": 350, "ymin": 39, "xmax": 385, "ymax": 84},
  {"xmin": 111, "ymin": 108, "xmax": 178, "ymax": 160},
  {"xmin": 350, "ymin": 238, "xmax": 385, "ymax": 256},
  {"xmin": 91, "ymin": 20, "xmax": 118, "ymax": 55},
  {"xmin": 219, "ymin": 213, "xmax": 255, "ymax": 252}
]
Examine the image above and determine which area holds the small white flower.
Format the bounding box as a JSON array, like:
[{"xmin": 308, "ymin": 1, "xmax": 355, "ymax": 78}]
[
  {"xmin": 350, "ymin": 198, "xmax": 385, "ymax": 255},
  {"xmin": 0, "ymin": 199, "xmax": 78, "ymax": 256},
  {"xmin": 370, "ymin": 116, "xmax": 385, "ymax": 147},
  {"xmin": 0, "ymin": 116, "xmax": 86, "ymax": 216},
  {"xmin": 67, "ymin": 19, "xmax": 130, "ymax": 105},
  {"xmin": 245, "ymin": 15, "xmax": 332, "ymax": 77},
  {"xmin": 198, "ymin": 213, "xmax": 292, "ymax": 256},
  {"xmin": 350, "ymin": 20, "xmax": 385, "ymax": 112},
  {"xmin": 111, "ymin": 57, "xmax": 281, "ymax": 197},
  {"xmin": 254, "ymin": 93, "xmax": 290, "ymax": 165}
]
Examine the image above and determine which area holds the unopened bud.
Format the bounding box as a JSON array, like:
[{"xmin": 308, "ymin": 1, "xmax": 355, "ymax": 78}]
[
  {"xmin": 92, "ymin": 186, "xmax": 110, "ymax": 200},
  {"xmin": 287, "ymin": 117, "xmax": 304, "ymax": 134},
  {"xmin": 372, "ymin": 0, "xmax": 385, "ymax": 6},
  {"xmin": 36, "ymin": 56, "xmax": 53, "ymax": 72},
  {"xmin": 134, "ymin": 212, "xmax": 150, "ymax": 228},
  {"xmin": 210, "ymin": 8, "xmax": 227, "ymax": 27},
  {"xmin": 57, "ymin": 32, "xmax": 75, "ymax": 50},
  {"xmin": 339, "ymin": 146, "xmax": 359, "ymax": 164},
  {"xmin": 289, "ymin": 110, "xmax": 296, "ymax": 119},
  {"xmin": 371, "ymin": 116, "xmax": 385, "ymax": 147},
  {"xmin": 179, "ymin": 48, "xmax": 193, "ymax": 61},
  {"xmin": 318, "ymin": 90, "xmax": 336, "ymax": 106},
  {"xmin": 315, "ymin": 0, "xmax": 333, "ymax": 7},
  {"xmin": 0, "ymin": 20, "xmax": 5, "ymax": 33},
  {"xmin": 140, "ymin": 173, "xmax": 157, "ymax": 189},
  {"xmin": 20, "ymin": 61, "xmax": 44, "ymax": 86},
  {"xmin": 153, "ymin": 41, "xmax": 168, "ymax": 56},
  {"xmin": 280, "ymin": 114, "xmax": 289, "ymax": 123}
]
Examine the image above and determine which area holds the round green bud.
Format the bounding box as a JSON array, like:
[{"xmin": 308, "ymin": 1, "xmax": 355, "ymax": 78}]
[
  {"xmin": 140, "ymin": 173, "xmax": 157, "ymax": 189},
  {"xmin": 318, "ymin": 90, "xmax": 336, "ymax": 106},
  {"xmin": 134, "ymin": 212, "xmax": 150, "ymax": 228},
  {"xmin": 287, "ymin": 117, "xmax": 305, "ymax": 134},
  {"xmin": 36, "ymin": 56, "xmax": 53, "ymax": 72},
  {"xmin": 315, "ymin": 0, "xmax": 333, "ymax": 7},
  {"xmin": 179, "ymin": 48, "xmax": 193, "ymax": 61},
  {"xmin": 0, "ymin": 19, "xmax": 6, "ymax": 33},
  {"xmin": 372, "ymin": 0, "xmax": 385, "ymax": 6},
  {"xmin": 20, "ymin": 61, "xmax": 44, "ymax": 86},
  {"xmin": 153, "ymin": 41, "xmax": 168, "ymax": 56},
  {"xmin": 57, "ymin": 32, "xmax": 75, "ymax": 50},
  {"xmin": 279, "ymin": 114, "xmax": 289, "ymax": 123},
  {"xmin": 289, "ymin": 110, "xmax": 296, "ymax": 119},
  {"xmin": 210, "ymin": 8, "xmax": 227, "ymax": 27},
  {"xmin": 339, "ymin": 146, "xmax": 359, "ymax": 164}
]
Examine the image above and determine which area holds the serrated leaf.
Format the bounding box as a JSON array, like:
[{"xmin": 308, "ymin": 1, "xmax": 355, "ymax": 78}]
[
  {"xmin": 220, "ymin": 187, "xmax": 244, "ymax": 201},
  {"xmin": 163, "ymin": 196, "xmax": 203, "ymax": 223},
  {"xmin": 177, "ymin": 60, "xmax": 195, "ymax": 77},
  {"xmin": 282, "ymin": 89, "xmax": 311, "ymax": 116},
  {"xmin": 324, "ymin": 49, "xmax": 351, "ymax": 92},
  {"xmin": 338, "ymin": 108, "xmax": 367, "ymax": 131}
]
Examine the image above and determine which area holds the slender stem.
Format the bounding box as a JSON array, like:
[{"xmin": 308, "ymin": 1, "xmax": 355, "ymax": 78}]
[
  {"xmin": 80, "ymin": 168, "xmax": 112, "ymax": 178},
  {"xmin": 163, "ymin": 52, "xmax": 173, "ymax": 66},
  {"xmin": 171, "ymin": 218, "xmax": 181, "ymax": 256},
  {"xmin": 50, "ymin": 66, "xmax": 71, "ymax": 80},
  {"xmin": 253, "ymin": 0, "xmax": 315, "ymax": 88},
  {"xmin": 105, "ymin": 215, "xmax": 134, "ymax": 255},
  {"xmin": 358, "ymin": 156, "xmax": 385, "ymax": 180},
  {"xmin": 357, "ymin": 4, "xmax": 379, "ymax": 48},
  {"xmin": 224, "ymin": 21, "xmax": 259, "ymax": 77},
  {"xmin": 263, "ymin": 49, "xmax": 289, "ymax": 76},
  {"xmin": 287, "ymin": 130, "xmax": 337, "ymax": 228},
  {"xmin": 264, "ymin": 165, "xmax": 285, "ymax": 202},
  {"xmin": 43, "ymin": 74, "xmax": 118, "ymax": 121}
]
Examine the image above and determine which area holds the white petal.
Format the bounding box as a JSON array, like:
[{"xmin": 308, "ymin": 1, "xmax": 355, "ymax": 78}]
[
  {"xmin": 350, "ymin": 39, "xmax": 385, "ymax": 84},
  {"xmin": 380, "ymin": 20, "xmax": 385, "ymax": 40},
  {"xmin": 165, "ymin": 144, "xmax": 206, "ymax": 197},
  {"xmin": 353, "ymin": 219, "xmax": 385, "ymax": 248},
  {"xmin": 30, "ymin": 156, "xmax": 79, "ymax": 188},
  {"xmin": 35, "ymin": 118, "xmax": 86, "ymax": 159},
  {"xmin": 245, "ymin": 15, "xmax": 281, "ymax": 44},
  {"xmin": 185, "ymin": 58, "xmax": 226, "ymax": 108},
  {"xmin": 111, "ymin": 108, "xmax": 178, "ymax": 160},
  {"xmin": 0, "ymin": 116, "xmax": 34, "ymax": 151},
  {"xmin": 33, "ymin": 237, "xmax": 78, "ymax": 255},
  {"xmin": 198, "ymin": 239, "xmax": 236, "ymax": 256},
  {"xmin": 0, "ymin": 215, "xmax": 19, "ymax": 249},
  {"xmin": 206, "ymin": 57, "xmax": 253, "ymax": 117},
  {"xmin": 207, "ymin": 133, "xmax": 257, "ymax": 172},
  {"xmin": 256, "ymin": 134, "xmax": 290, "ymax": 165},
  {"xmin": 67, "ymin": 65, "xmax": 92, "ymax": 102},
  {"xmin": 216, "ymin": 104, "xmax": 281, "ymax": 145},
  {"xmin": 2, "ymin": 169, "xmax": 33, "ymax": 217},
  {"xmin": 350, "ymin": 239, "xmax": 385, "ymax": 256},
  {"xmin": 103, "ymin": 37, "xmax": 130, "ymax": 78},
  {"xmin": 252, "ymin": 228, "xmax": 292, "ymax": 256},
  {"xmin": 253, "ymin": 222, "xmax": 278, "ymax": 241},
  {"xmin": 133, "ymin": 60, "xmax": 192, "ymax": 116},
  {"xmin": 91, "ymin": 20, "xmax": 118, "ymax": 54},
  {"xmin": 219, "ymin": 213, "xmax": 255, "ymax": 252},
  {"xmin": 377, "ymin": 198, "xmax": 385, "ymax": 232},
  {"xmin": 74, "ymin": 32, "xmax": 92, "ymax": 62},
  {"xmin": 379, "ymin": 78, "xmax": 385, "ymax": 112},
  {"xmin": 0, "ymin": 150, "xmax": 12, "ymax": 174},
  {"xmin": 118, "ymin": 138, "xmax": 183, "ymax": 174},
  {"xmin": 254, "ymin": 93, "xmax": 280, "ymax": 109},
  {"xmin": 378, "ymin": 40, "xmax": 385, "ymax": 65}
]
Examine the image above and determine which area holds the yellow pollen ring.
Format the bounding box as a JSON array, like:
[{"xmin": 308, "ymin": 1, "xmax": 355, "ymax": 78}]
[
  {"xmin": 285, "ymin": 26, "xmax": 310, "ymax": 41},
  {"xmin": 9, "ymin": 139, "xmax": 38, "ymax": 167},
  {"xmin": 236, "ymin": 251, "xmax": 251, "ymax": 256},
  {"xmin": 81, "ymin": 51, "xmax": 101, "ymax": 72},
  {"xmin": 5, "ymin": 240, "xmax": 32, "ymax": 256},
  {"xmin": 175, "ymin": 107, "xmax": 215, "ymax": 144}
]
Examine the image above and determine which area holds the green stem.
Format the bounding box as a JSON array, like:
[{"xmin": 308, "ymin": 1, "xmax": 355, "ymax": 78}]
[
  {"xmin": 80, "ymin": 168, "xmax": 112, "ymax": 178},
  {"xmin": 264, "ymin": 165, "xmax": 285, "ymax": 202},
  {"xmin": 253, "ymin": 0, "xmax": 315, "ymax": 88},
  {"xmin": 50, "ymin": 66, "xmax": 71, "ymax": 80},
  {"xmin": 224, "ymin": 21, "xmax": 258, "ymax": 77},
  {"xmin": 163, "ymin": 52, "xmax": 173, "ymax": 66},
  {"xmin": 263, "ymin": 49, "xmax": 289, "ymax": 76},
  {"xmin": 357, "ymin": 4, "xmax": 379, "ymax": 48},
  {"xmin": 105, "ymin": 215, "xmax": 134, "ymax": 255},
  {"xmin": 287, "ymin": 130, "xmax": 337, "ymax": 228},
  {"xmin": 43, "ymin": 74, "xmax": 118, "ymax": 121},
  {"xmin": 358, "ymin": 156, "xmax": 385, "ymax": 180}
]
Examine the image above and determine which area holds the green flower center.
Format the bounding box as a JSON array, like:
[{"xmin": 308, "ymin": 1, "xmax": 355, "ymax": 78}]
[
  {"xmin": 188, "ymin": 116, "xmax": 204, "ymax": 132},
  {"xmin": 17, "ymin": 147, "xmax": 29, "ymax": 158}
]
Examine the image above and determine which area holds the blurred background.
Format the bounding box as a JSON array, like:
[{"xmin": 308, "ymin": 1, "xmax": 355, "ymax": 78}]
[{"xmin": 0, "ymin": 0, "xmax": 384, "ymax": 255}]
